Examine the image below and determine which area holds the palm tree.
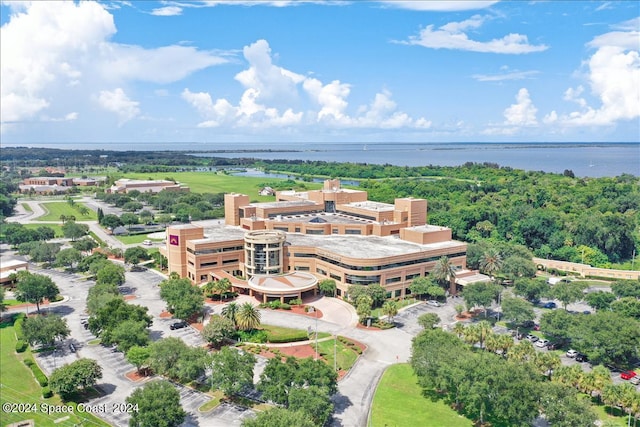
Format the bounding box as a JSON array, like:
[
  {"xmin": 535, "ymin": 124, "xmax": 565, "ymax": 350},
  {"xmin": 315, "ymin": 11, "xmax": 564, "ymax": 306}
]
[
  {"xmin": 480, "ymin": 249, "xmax": 503, "ymax": 277},
  {"xmin": 507, "ymin": 340, "xmax": 535, "ymax": 363},
  {"xmin": 462, "ymin": 324, "xmax": 480, "ymax": 346},
  {"xmin": 215, "ymin": 278, "xmax": 232, "ymax": 298},
  {"xmin": 476, "ymin": 320, "xmax": 493, "ymax": 349},
  {"xmin": 381, "ymin": 300, "xmax": 398, "ymax": 323},
  {"xmin": 236, "ymin": 302, "xmax": 261, "ymax": 331},
  {"xmin": 552, "ymin": 364, "xmax": 583, "ymax": 389},
  {"xmin": 533, "ymin": 352, "xmax": 561, "ymax": 377},
  {"xmin": 221, "ymin": 302, "xmax": 239, "ymax": 329},
  {"xmin": 432, "ymin": 256, "xmax": 457, "ymax": 295},
  {"xmin": 452, "ymin": 322, "xmax": 466, "ymax": 338},
  {"xmin": 485, "ymin": 333, "xmax": 501, "ymax": 354},
  {"xmin": 59, "ymin": 214, "xmax": 67, "ymax": 224},
  {"xmin": 497, "ymin": 333, "xmax": 514, "ymax": 355},
  {"xmin": 602, "ymin": 383, "xmax": 624, "ymax": 416},
  {"xmin": 619, "ymin": 383, "xmax": 640, "ymax": 427},
  {"xmin": 589, "ymin": 365, "xmax": 612, "ymax": 403}
]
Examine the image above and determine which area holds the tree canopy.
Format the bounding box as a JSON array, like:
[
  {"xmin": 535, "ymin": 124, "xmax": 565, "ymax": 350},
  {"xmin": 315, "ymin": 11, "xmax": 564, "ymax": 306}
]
[{"xmin": 126, "ymin": 380, "xmax": 186, "ymax": 427}]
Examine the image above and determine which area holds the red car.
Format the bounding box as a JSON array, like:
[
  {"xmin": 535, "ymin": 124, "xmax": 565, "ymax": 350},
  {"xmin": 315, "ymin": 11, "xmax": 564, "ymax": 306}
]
[{"xmin": 621, "ymin": 370, "xmax": 637, "ymax": 380}]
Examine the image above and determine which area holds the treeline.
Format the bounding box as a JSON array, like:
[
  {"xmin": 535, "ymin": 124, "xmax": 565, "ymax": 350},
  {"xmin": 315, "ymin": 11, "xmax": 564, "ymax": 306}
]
[{"xmin": 259, "ymin": 160, "xmax": 639, "ymax": 264}]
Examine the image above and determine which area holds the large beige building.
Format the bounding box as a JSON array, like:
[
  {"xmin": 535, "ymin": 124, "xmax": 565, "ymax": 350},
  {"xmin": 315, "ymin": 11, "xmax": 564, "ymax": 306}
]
[{"xmin": 164, "ymin": 180, "xmax": 481, "ymax": 301}]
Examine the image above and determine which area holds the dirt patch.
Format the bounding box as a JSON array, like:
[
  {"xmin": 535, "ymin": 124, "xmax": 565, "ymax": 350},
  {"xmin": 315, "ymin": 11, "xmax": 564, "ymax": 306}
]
[
  {"xmin": 124, "ymin": 295, "xmax": 137, "ymax": 301},
  {"xmin": 159, "ymin": 311, "xmax": 172, "ymax": 319},
  {"xmin": 125, "ymin": 369, "xmax": 150, "ymax": 382},
  {"xmin": 191, "ymin": 322, "xmax": 204, "ymax": 332},
  {"xmin": 355, "ymin": 323, "xmax": 383, "ymax": 331},
  {"xmin": 271, "ymin": 305, "xmax": 323, "ymax": 319}
]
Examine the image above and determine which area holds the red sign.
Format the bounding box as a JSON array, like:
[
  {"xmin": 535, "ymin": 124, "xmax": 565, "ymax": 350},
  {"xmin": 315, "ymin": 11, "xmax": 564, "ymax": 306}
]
[{"xmin": 169, "ymin": 235, "xmax": 179, "ymax": 246}]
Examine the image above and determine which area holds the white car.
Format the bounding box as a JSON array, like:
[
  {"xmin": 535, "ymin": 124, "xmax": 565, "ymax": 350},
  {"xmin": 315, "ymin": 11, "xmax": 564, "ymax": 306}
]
[
  {"xmin": 630, "ymin": 376, "xmax": 640, "ymax": 385},
  {"xmin": 535, "ymin": 339, "xmax": 550, "ymax": 348},
  {"xmin": 142, "ymin": 239, "xmax": 152, "ymax": 246},
  {"xmin": 426, "ymin": 300, "xmax": 441, "ymax": 307},
  {"xmin": 566, "ymin": 349, "xmax": 578, "ymax": 358}
]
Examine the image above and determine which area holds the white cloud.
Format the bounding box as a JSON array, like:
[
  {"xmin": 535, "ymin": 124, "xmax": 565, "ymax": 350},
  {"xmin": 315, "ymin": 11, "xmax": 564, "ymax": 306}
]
[
  {"xmin": 379, "ymin": 1, "xmax": 499, "ymax": 11},
  {"xmin": 472, "ymin": 70, "xmax": 539, "ymax": 82},
  {"xmin": 183, "ymin": 39, "xmax": 430, "ymax": 131},
  {"xmin": 504, "ymin": 88, "xmax": 538, "ymax": 125},
  {"xmin": 402, "ymin": 15, "xmax": 548, "ymax": 54},
  {"xmin": 151, "ymin": 6, "xmax": 183, "ymax": 16},
  {"xmin": 557, "ymin": 24, "xmax": 639, "ymax": 126},
  {"xmin": 0, "ymin": 1, "xmax": 227, "ymax": 131},
  {"xmin": 235, "ymin": 39, "xmax": 305, "ymax": 102},
  {"xmin": 97, "ymin": 88, "xmax": 140, "ymax": 125}
]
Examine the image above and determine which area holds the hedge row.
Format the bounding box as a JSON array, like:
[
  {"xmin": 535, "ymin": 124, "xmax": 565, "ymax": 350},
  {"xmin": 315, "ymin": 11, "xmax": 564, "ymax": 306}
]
[
  {"xmin": 14, "ymin": 313, "xmax": 26, "ymax": 341},
  {"xmin": 266, "ymin": 330, "xmax": 309, "ymax": 343},
  {"xmin": 15, "ymin": 340, "xmax": 27, "ymax": 353},
  {"xmin": 23, "ymin": 357, "xmax": 48, "ymax": 387}
]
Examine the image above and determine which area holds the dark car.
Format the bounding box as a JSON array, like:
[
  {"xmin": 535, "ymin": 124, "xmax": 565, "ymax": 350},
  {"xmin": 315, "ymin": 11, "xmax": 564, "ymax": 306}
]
[
  {"xmin": 69, "ymin": 343, "xmax": 76, "ymax": 353},
  {"xmin": 575, "ymin": 353, "xmax": 588, "ymax": 362},
  {"xmin": 546, "ymin": 342, "xmax": 559, "ymax": 350},
  {"xmin": 542, "ymin": 302, "xmax": 557, "ymax": 309},
  {"xmin": 170, "ymin": 321, "xmax": 189, "ymax": 330}
]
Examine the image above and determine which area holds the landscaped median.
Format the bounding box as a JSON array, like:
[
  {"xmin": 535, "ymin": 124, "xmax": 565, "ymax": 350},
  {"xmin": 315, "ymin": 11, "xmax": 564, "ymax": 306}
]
[{"xmin": 369, "ymin": 364, "xmax": 473, "ymax": 427}]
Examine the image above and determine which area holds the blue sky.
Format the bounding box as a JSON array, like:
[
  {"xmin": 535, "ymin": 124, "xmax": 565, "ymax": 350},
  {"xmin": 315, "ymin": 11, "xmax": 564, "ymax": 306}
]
[{"xmin": 1, "ymin": 0, "xmax": 638, "ymax": 147}]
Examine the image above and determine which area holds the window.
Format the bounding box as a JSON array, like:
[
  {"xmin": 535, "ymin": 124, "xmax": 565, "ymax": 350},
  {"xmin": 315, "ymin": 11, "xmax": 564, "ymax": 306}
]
[
  {"xmin": 345, "ymin": 229, "xmax": 361, "ymax": 235},
  {"xmin": 200, "ymin": 261, "xmax": 218, "ymax": 268},
  {"xmin": 295, "ymin": 266, "xmax": 310, "ymax": 271},
  {"xmin": 385, "ymin": 277, "xmax": 402, "ymax": 284}
]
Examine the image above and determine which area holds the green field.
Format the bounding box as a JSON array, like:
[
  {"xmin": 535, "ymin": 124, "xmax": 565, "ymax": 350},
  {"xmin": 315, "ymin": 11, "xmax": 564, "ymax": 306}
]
[
  {"xmin": 119, "ymin": 171, "xmax": 321, "ymax": 198},
  {"xmin": 22, "ymin": 222, "xmax": 64, "ymax": 237},
  {"xmin": 35, "ymin": 202, "xmax": 97, "ymax": 222},
  {"xmin": 316, "ymin": 337, "xmax": 360, "ymax": 372},
  {"xmin": 0, "ymin": 317, "xmax": 110, "ymax": 427},
  {"xmin": 369, "ymin": 363, "xmax": 473, "ymax": 427}
]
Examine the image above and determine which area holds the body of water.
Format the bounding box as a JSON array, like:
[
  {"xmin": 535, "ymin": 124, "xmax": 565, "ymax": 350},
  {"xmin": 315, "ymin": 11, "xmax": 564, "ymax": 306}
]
[{"xmin": 192, "ymin": 142, "xmax": 639, "ymax": 178}]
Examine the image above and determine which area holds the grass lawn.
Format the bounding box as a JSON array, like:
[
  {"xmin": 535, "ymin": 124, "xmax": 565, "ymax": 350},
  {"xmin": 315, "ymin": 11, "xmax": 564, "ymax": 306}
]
[
  {"xmin": 115, "ymin": 233, "xmax": 159, "ymax": 245},
  {"xmin": 589, "ymin": 397, "xmax": 629, "ymax": 426},
  {"xmin": 260, "ymin": 324, "xmax": 330, "ymax": 343},
  {"xmin": 35, "ymin": 202, "xmax": 97, "ymax": 222},
  {"xmin": 22, "ymin": 222, "xmax": 64, "ymax": 237},
  {"xmin": 21, "ymin": 203, "xmax": 33, "ymax": 212},
  {"xmin": 316, "ymin": 337, "xmax": 360, "ymax": 371},
  {"xmin": 371, "ymin": 298, "xmax": 419, "ymax": 318},
  {"xmin": 370, "ymin": 364, "xmax": 473, "ymax": 427},
  {"xmin": 0, "ymin": 316, "xmax": 110, "ymax": 427},
  {"xmin": 119, "ymin": 171, "xmax": 321, "ymax": 197}
]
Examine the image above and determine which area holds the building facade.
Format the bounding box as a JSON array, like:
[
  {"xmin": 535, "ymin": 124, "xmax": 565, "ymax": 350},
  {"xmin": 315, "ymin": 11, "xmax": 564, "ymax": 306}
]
[{"xmin": 164, "ymin": 180, "xmax": 478, "ymax": 300}]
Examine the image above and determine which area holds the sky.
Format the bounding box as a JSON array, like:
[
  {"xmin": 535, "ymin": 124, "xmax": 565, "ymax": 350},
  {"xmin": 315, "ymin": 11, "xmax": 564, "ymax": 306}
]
[{"xmin": 1, "ymin": 0, "xmax": 639, "ymax": 148}]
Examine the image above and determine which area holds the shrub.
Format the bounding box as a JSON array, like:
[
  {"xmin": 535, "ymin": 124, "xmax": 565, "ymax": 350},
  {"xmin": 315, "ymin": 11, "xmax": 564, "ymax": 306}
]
[
  {"xmin": 24, "ymin": 361, "xmax": 48, "ymax": 387},
  {"xmin": 288, "ymin": 298, "xmax": 302, "ymax": 306},
  {"xmin": 15, "ymin": 340, "xmax": 27, "ymax": 353},
  {"xmin": 266, "ymin": 330, "xmax": 308, "ymax": 343},
  {"xmin": 280, "ymin": 303, "xmax": 291, "ymax": 310},
  {"xmin": 42, "ymin": 387, "xmax": 53, "ymax": 398},
  {"xmin": 237, "ymin": 329, "xmax": 268, "ymax": 343},
  {"xmin": 14, "ymin": 313, "xmax": 26, "ymax": 340}
]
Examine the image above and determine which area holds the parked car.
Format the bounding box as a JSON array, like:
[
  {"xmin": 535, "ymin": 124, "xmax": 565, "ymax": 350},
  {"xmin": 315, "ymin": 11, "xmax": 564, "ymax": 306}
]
[
  {"xmin": 541, "ymin": 302, "xmax": 557, "ymax": 309},
  {"xmin": 142, "ymin": 239, "xmax": 152, "ymax": 246},
  {"xmin": 630, "ymin": 376, "xmax": 640, "ymax": 385},
  {"xmin": 535, "ymin": 339, "xmax": 550, "ymax": 348},
  {"xmin": 575, "ymin": 353, "xmax": 589, "ymax": 362},
  {"xmin": 170, "ymin": 321, "xmax": 189, "ymax": 330},
  {"xmin": 546, "ymin": 342, "xmax": 559, "ymax": 350},
  {"xmin": 426, "ymin": 300, "xmax": 441, "ymax": 307},
  {"xmin": 566, "ymin": 349, "xmax": 578, "ymax": 358},
  {"xmin": 525, "ymin": 334, "xmax": 539, "ymax": 343},
  {"xmin": 69, "ymin": 343, "xmax": 76, "ymax": 353},
  {"xmin": 621, "ymin": 370, "xmax": 637, "ymax": 380},
  {"xmin": 533, "ymin": 324, "xmax": 540, "ymax": 331}
]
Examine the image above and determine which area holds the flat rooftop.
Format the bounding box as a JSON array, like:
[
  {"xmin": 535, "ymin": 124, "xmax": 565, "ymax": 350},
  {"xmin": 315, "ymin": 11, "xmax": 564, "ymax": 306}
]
[
  {"xmin": 195, "ymin": 222, "xmax": 465, "ymax": 259},
  {"xmin": 269, "ymin": 212, "xmax": 377, "ymax": 225},
  {"xmin": 248, "ymin": 200, "xmax": 320, "ymax": 209},
  {"xmin": 343, "ymin": 201, "xmax": 395, "ymax": 212}
]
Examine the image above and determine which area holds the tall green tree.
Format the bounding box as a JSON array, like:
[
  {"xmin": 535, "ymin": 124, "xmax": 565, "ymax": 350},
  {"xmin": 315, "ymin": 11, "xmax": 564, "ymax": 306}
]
[
  {"xmin": 432, "ymin": 256, "xmax": 457, "ymax": 294},
  {"xmin": 551, "ymin": 281, "xmax": 588, "ymax": 310},
  {"xmin": 221, "ymin": 302, "xmax": 239, "ymax": 329},
  {"xmin": 124, "ymin": 246, "xmax": 150, "ymax": 267},
  {"xmin": 201, "ymin": 315, "xmax": 236, "ymax": 347},
  {"xmin": 49, "ymin": 359, "xmax": 102, "ymax": 398},
  {"xmin": 126, "ymin": 380, "xmax": 186, "ymax": 427},
  {"xmin": 61, "ymin": 221, "xmax": 88, "ymax": 241},
  {"xmin": 22, "ymin": 314, "xmax": 70, "ymax": 348},
  {"xmin": 501, "ymin": 296, "xmax": 535, "ymax": 325},
  {"xmin": 159, "ymin": 277, "xmax": 204, "ymax": 321},
  {"xmin": 126, "ymin": 346, "xmax": 151, "ymax": 374},
  {"xmin": 209, "ymin": 347, "xmax": 256, "ymax": 397},
  {"xmin": 15, "ymin": 272, "xmax": 60, "ymax": 313},
  {"xmin": 461, "ymin": 281, "xmax": 501, "ymax": 315}
]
